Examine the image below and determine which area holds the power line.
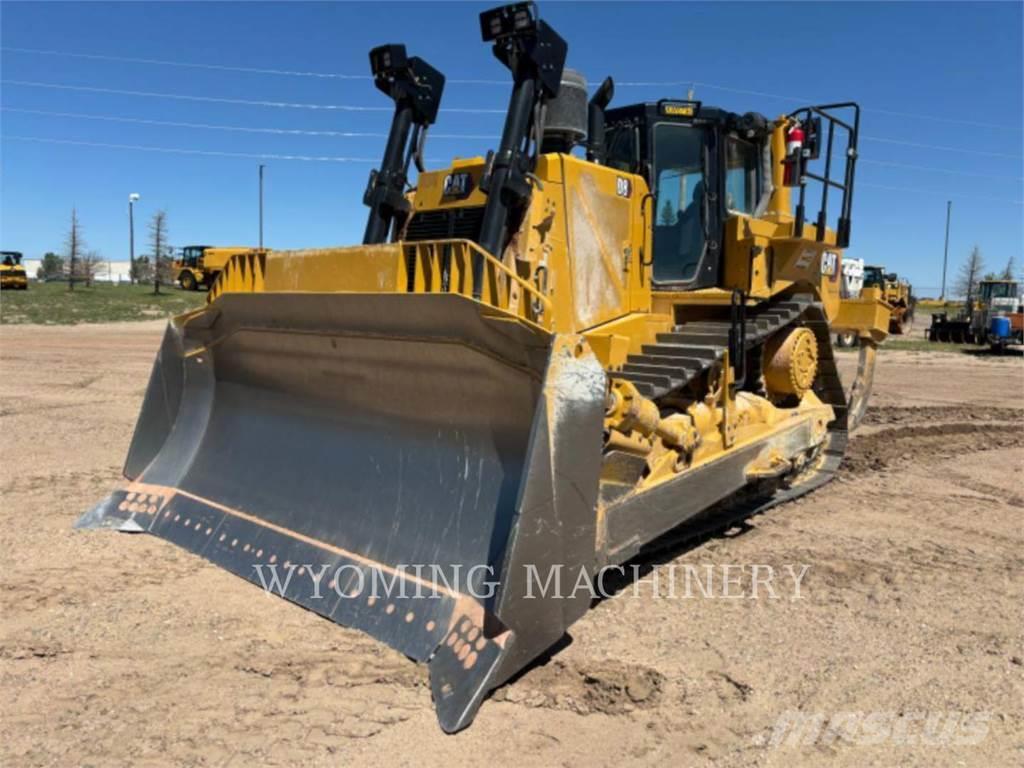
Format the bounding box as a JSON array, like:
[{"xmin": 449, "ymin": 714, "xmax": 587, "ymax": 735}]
[
  {"xmin": 860, "ymin": 158, "xmax": 1023, "ymax": 181},
  {"xmin": 0, "ymin": 79, "xmax": 506, "ymax": 113},
  {"xmin": 7, "ymin": 108, "xmax": 1020, "ymax": 171},
  {"xmin": 0, "ymin": 107, "xmax": 500, "ymax": 140},
  {"xmin": 6, "ymin": 105, "xmax": 1016, "ymax": 182},
  {"xmin": 860, "ymin": 135, "xmax": 1023, "ymax": 160},
  {"xmin": 859, "ymin": 181, "xmax": 1022, "ymax": 206},
  {"xmin": 4, "ymin": 46, "xmax": 1021, "ymax": 130},
  {"xmin": 691, "ymin": 83, "xmax": 1021, "ymax": 130},
  {"xmin": 0, "ymin": 46, "xmax": 507, "ymax": 85},
  {"xmin": 865, "ymin": 106, "xmax": 1022, "ymax": 131},
  {"xmin": 623, "ymin": 80, "xmax": 1021, "ymax": 131},
  {"xmin": 6, "ymin": 133, "xmax": 1022, "ymax": 206},
  {"xmin": 2, "ymin": 78, "xmax": 385, "ymax": 111},
  {"xmin": 690, "ymin": 81, "xmax": 806, "ymax": 103},
  {"xmin": 3, "ymin": 135, "xmax": 381, "ymax": 163},
  {"xmin": 1, "ymin": 108, "xmax": 388, "ymax": 137},
  {"xmin": 1, "ymin": 46, "xmax": 369, "ymax": 80}
]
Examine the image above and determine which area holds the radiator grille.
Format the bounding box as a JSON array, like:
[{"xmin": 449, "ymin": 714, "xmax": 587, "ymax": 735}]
[
  {"xmin": 404, "ymin": 206, "xmax": 485, "ymax": 243},
  {"xmin": 403, "ymin": 206, "xmax": 485, "ymax": 292}
]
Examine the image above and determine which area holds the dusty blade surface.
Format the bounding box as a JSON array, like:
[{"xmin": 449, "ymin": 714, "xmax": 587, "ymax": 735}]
[{"xmin": 79, "ymin": 292, "xmax": 606, "ymax": 732}]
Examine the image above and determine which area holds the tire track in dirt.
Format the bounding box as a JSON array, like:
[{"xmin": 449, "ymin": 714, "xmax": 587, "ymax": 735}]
[
  {"xmin": 862, "ymin": 404, "xmax": 1024, "ymax": 427},
  {"xmin": 845, "ymin": 404, "xmax": 1023, "ymax": 475},
  {"xmin": 937, "ymin": 471, "xmax": 1024, "ymax": 508}
]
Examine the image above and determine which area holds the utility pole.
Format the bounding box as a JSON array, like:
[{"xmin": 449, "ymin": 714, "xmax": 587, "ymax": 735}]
[
  {"xmin": 258, "ymin": 164, "xmax": 265, "ymax": 249},
  {"xmin": 940, "ymin": 200, "xmax": 952, "ymax": 301},
  {"xmin": 129, "ymin": 193, "xmax": 140, "ymax": 284}
]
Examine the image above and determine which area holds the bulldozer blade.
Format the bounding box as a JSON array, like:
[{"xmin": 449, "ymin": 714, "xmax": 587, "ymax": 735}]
[
  {"xmin": 846, "ymin": 337, "xmax": 877, "ymax": 431},
  {"xmin": 77, "ymin": 293, "xmax": 606, "ymax": 733}
]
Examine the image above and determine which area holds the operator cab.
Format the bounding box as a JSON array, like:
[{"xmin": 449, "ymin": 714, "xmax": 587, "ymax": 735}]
[
  {"xmin": 604, "ymin": 100, "xmax": 773, "ymax": 290},
  {"xmin": 180, "ymin": 245, "xmax": 210, "ymax": 268},
  {"xmin": 862, "ymin": 265, "xmax": 885, "ymax": 288},
  {"xmin": 979, "ymin": 280, "xmax": 1019, "ymax": 300},
  {"xmin": 1, "ymin": 251, "xmax": 23, "ymax": 266},
  {"xmin": 979, "ymin": 280, "xmax": 1022, "ymax": 311}
]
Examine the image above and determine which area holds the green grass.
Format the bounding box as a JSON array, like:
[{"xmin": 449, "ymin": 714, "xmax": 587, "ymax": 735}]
[
  {"xmin": 916, "ymin": 301, "xmax": 964, "ymax": 314},
  {"xmin": 0, "ymin": 281, "xmax": 207, "ymax": 325},
  {"xmin": 831, "ymin": 334, "xmax": 979, "ymax": 354},
  {"xmin": 834, "ymin": 336, "xmax": 1010, "ymax": 355},
  {"xmin": 880, "ymin": 337, "xmax": 976, "ymax": 353}
]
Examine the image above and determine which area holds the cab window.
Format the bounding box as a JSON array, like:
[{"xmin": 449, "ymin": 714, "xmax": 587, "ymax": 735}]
[
  {"xmin": 983, "ymin": 282, "xmax": 1016, "ymax": 299},
  {"xmin": 724, "ymin": 136, "xmax": 760, "ymax": 214},
  {"xmin": 652, "ymin": 123, "xmax": 705, "ymax": 283},
  {"xmin": 863, "ymin": 266, "xmax": 884, "ymax": 288}
]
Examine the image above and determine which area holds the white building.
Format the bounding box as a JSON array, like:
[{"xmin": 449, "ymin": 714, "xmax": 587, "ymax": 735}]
[
  {"xmin": 91, "ymin": 261, "xmax": 134, "ymax": 283},
  {"xmin": 23, "ymin": 259, "xmax": 135, "ymax": 283}
]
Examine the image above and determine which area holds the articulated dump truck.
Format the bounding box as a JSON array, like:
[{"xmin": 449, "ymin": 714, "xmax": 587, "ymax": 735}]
[{"xmin": 78, "ymin": 3, "xmax": 888, "ymax": 732}]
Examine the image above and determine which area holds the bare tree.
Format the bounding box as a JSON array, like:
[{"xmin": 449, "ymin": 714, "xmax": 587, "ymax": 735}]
[
  {"xmin": 148, "ymin": 210, "xmax": 169, "ymax": 294},
  {"xmin": 1001, "ymin": 255, "xmax": 1018, "ymax": 281},
  {"xmin": 64, "ymin": 208, "xmax": 85, "ymax": 291},
  {"xmin": 81, "ymin": 250, "xmax": 104, "ymax": 287},
  {"xmin": 953, "ymin": 245, "xmax": 985, "ymax": 303},
  {"xmin": 157, "ymin": 244, "xmax": 176, "ymax": 289}
]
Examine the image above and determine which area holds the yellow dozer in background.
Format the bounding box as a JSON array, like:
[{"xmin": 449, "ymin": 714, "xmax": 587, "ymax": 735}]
[
  {"xmin": 864, "ymin": 264, "xmax": 914, "ymax": 334},
  {"xmin": 174, "ymin": 244, "xmax": 264, "ymax": 290},
  {"xmin": 79, "ymin": 3, "xmax": 888, "ymax": 733},
  {"xmin": 1, "ymin": 251, "xmax": 29, "ymax": 290}
]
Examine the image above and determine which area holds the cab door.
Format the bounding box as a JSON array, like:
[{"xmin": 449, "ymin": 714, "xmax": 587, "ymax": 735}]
[{"xmin": 649, "ymin": 122, "xmax": 719, "ymax": 289}]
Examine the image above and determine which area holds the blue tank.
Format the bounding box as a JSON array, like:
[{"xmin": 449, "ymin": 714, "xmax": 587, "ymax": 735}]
[{"xmin": 990, "ymin": 315, "xmax": 1011, "ymax": 339}]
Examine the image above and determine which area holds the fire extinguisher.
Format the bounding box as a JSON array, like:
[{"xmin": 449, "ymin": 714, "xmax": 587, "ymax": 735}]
[{"xmin": 783, "ymin": 122, "xmax": 804, "ymax": 187}]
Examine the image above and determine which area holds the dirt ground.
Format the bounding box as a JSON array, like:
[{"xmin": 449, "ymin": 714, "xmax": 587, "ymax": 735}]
[{"xmin": 2, "ymin": 322, "xmax": 1022, "ymax": 767}]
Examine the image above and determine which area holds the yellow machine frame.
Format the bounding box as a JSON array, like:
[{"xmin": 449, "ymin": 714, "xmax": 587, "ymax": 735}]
[{"xmin": 81, "ymin": 5, "xmax": 892, "ymax": 734}]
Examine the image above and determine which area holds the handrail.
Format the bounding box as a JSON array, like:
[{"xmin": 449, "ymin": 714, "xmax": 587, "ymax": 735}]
[{"xmin": 787, "ymin": 102, "xmax": 860, "ymax": 248}]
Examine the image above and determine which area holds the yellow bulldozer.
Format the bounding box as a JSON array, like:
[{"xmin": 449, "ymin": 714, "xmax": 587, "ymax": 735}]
[
  {"xmin": 78, "ymin": 3, "xmax": 888, "ymax": 732},
  {"xmin": 864, "ymin": 264, "xmax": 914, "ymax": 334},
  {"xmin": 1, "ymin": 251, "xmax": 28, "ymax": 290},
  {"xmin": 835, "ymin": 263, "xmax": 913, "ymax": 347}
]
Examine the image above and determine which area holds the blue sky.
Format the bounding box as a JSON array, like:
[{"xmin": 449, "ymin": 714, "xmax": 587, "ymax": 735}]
[{"xmin": 1, "ymin": 1, "xmax": 1021, "ymax": 295}]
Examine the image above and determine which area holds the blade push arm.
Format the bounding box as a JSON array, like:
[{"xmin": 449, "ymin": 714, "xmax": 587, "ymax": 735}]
[
  {"xmin": 362, "ymin": 45, "xmax": 445, "ymax": 244},
  {"xmin": 475, "ymin": 3, "xmax": 567, "ymax": 295}
]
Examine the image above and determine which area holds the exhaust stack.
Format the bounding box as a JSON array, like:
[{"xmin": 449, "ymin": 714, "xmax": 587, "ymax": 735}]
[{"xmin": 586, "ymin": 76, "xmax": 615, "ymax": 163}]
